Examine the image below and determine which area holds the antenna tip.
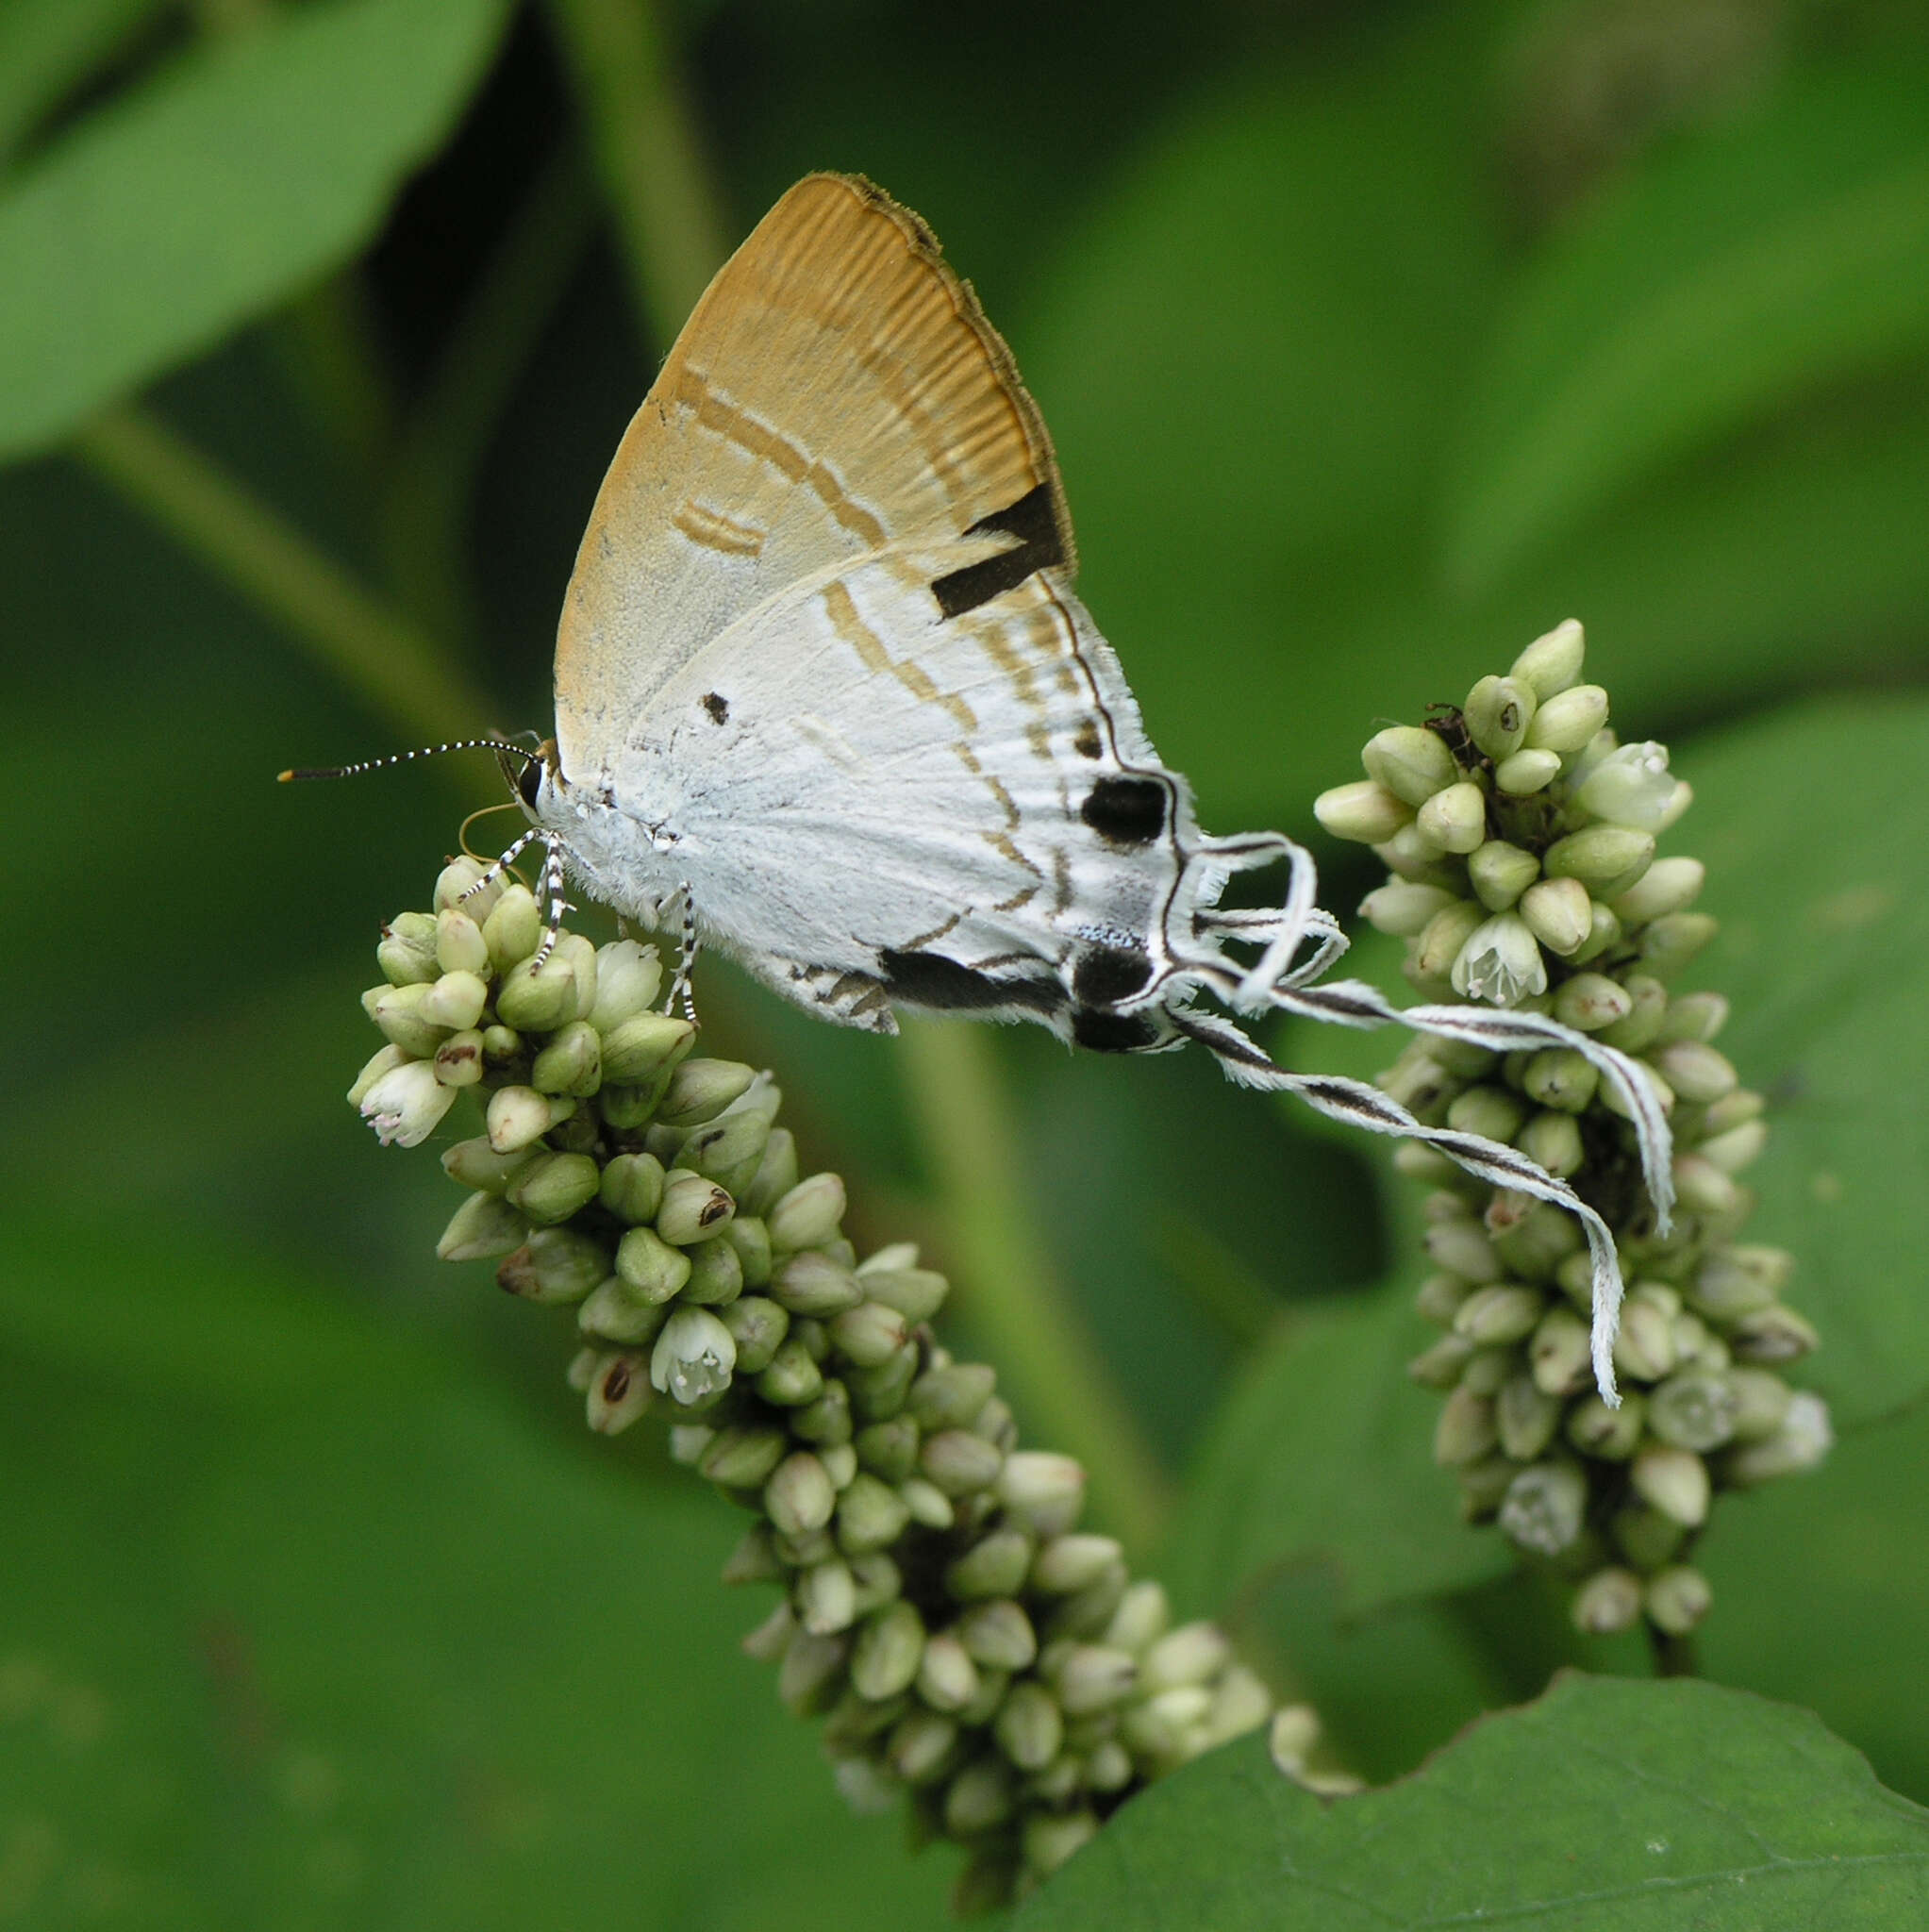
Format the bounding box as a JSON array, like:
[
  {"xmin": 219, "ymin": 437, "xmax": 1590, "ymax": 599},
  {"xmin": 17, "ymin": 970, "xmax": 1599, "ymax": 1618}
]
[{"xmin": 276, "ymin": 768, "xmax": 296, "ymax": 783}]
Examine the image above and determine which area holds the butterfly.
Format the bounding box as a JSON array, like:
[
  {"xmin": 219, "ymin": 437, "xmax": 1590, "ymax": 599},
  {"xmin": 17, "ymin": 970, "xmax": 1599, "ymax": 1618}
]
[{"xmin": 504, "ymin": 170, "xmax": 1337, "ymax": 1081}]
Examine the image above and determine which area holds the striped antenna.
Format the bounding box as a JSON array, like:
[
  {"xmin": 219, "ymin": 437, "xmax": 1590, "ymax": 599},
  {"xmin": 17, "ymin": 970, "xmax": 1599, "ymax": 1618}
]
[{"xmin": 277, "ymin": 738, "xmax": 536, "ymax": 783}]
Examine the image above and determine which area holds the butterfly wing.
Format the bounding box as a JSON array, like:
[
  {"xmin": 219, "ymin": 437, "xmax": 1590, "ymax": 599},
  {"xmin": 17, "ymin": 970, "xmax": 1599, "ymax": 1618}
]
[{"xmin": 554, "ymin": 172, "xmax": 1071, "ymax": 776}]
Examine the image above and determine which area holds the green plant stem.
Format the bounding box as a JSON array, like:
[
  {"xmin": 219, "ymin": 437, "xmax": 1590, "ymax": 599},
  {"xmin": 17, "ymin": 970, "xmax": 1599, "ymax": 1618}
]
[
  {"xmin": 1649, "ymin": 1625, "xmax": 1701, "ymax": 1678},
  {"xmin": 897, "ymin": 1021, "xmax": 1175, "ymax": 1556},
  {"xmin": 541, "ymin": 0, "xmax": 728, "ymax": 346},
  {"xmin": 73, "ymin": 405, "xmax": 492, "ymax": 743}
]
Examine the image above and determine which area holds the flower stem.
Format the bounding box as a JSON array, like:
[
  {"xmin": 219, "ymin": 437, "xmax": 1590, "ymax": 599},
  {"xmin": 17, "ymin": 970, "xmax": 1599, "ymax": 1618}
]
[
  {"xmin": 541, "ymin": 0, "xmax": 730, "ymax": 347},
  {"xmin": 71, "ymin": 405, "xmax": 493, "ymax": 744},
  {"xmin": 896, "ymin": 1021, "xmax": 1174, "ymax": 1557}
]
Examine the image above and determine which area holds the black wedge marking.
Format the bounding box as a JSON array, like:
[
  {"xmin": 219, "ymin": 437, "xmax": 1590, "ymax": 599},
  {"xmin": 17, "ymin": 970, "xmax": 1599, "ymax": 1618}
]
[
  {"xmin": 880, "ymin": 948, "xmax": 1065, "ymax": 1016},
  {"xmin": 1072, "ymin": 944, "xmax": 1156, "ymax": 1006},
  {"xmin": 1072, "ymin": 1006, "xmax": 1163, "ymax": 1053},
  {"xmin": 702, "ymin": 692, "xmax": 729, "ymax": 724},
  {"xmin": 931, "ymin": 484, "xmax": 1066, "ymax": 620},
  {"xmin": 1081, "ymin": 774, "xmax": 1168, "ymax": 846}
]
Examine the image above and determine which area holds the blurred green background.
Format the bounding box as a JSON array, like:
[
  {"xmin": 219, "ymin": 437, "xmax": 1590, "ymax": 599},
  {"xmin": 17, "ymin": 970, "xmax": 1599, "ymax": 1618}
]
[{"xmin": 4, "ymin": 0, "xmax": 1928, "ymax": 1923}]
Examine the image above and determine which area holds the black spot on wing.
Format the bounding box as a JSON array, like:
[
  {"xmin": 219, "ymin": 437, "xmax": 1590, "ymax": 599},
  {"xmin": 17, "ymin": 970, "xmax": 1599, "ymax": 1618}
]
[
  {"xmin": 1072, "ymin": 945, "xmax": 1155, "ymax": 1006},
  {"xmin": 1073, "ymin": 724, "xmax": 1103, "ymax": 760},
  {"xmin": 702, "ymin": 692, "xmax": 729, "ymax": 724},
  {"xmin": 1071, "ymin": 1007, "xmax": 1163, "ymax": 1053},
  {"xmin": 880, "ymin": 948, "xmax": 1065, "ymax": 1016},
  {"xmin": 930, "ymin": 483, "xmax": 1067, "ymax": 620},
  {"xmin": 1081, "ymin": 774, "xmax": 1168, "ymax": 846}
]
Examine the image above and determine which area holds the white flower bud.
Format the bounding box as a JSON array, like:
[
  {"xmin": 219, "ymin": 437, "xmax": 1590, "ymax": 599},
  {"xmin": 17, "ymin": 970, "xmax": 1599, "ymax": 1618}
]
[
  {"xmin": 1452, "ymin": 912, "xmax": 1548, "ymax": 1006},
  {"xmin": 650, "ymin": 1306, "xmax": 738, "ymax": 1406},
  {"xmin": 358, "ymin": 1057, "xmax": 457, "ymax": 1148}
]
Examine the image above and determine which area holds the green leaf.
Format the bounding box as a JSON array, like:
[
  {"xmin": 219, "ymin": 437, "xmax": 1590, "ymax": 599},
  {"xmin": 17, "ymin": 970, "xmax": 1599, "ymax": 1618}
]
[
  {"xmin": 1447, "ymin": 67, "xmax": 1929, "ymax": 591},
  {"xmin": 1013, "ymin": 1674, "xmax": 1929, "ymax": 1930},
  {"xmin": 1163, "ymin": 1280, "xmax": 1512, "ymax": 1626},
  {"xmin": 0, "ymin": 1214, "xmax": 952, "ymax": 1927},
  {"xmin": 0, "ymin": 0, "xmax": 509, "ymax": 462},
  {"xmin": 0, "ymin": 0, "xmax": 159, "ymax": 165},
  {"xmin": 1685, "ymin": 691, "xmax": 1929, "ymax": 1424}
]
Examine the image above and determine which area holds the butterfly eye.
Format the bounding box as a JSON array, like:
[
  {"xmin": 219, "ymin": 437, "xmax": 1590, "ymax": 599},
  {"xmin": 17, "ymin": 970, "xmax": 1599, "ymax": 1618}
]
[{"xmin": 517, "ymin": 755, "xmax": 544, "ymax": 812}]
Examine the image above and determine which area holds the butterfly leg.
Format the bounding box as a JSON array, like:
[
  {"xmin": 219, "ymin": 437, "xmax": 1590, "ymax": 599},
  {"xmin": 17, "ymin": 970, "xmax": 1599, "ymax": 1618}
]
[
  {"xmin": 530, "ymin": 836, "xmax": 573, "ymax": 968},
  {"xmin": 664, "ymin": 880, "xmax": 700, "ymax": 1024},
  {"xmin": 458, "ymin": 828, "xmax": 540, "ymax": 903}
]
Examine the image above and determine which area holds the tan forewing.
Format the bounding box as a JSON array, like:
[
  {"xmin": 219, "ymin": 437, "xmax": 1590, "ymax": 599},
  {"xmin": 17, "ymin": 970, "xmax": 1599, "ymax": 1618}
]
[{"xmin": 555, "ymin": 172, "xmax": 1073, "ymax": 771}]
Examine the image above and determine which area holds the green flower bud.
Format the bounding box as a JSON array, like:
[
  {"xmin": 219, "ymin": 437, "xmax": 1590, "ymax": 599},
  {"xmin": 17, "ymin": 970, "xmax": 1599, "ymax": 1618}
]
[
  {"xmin": 1433, "ymin": 1384, "xmax": 1498, "ymax": 1466},
  {"xmin": 1513, "ymin": 876, "xmax": 1590, "ymax": 958},
  {"xmin": 365, "ymin": 982, "xmax": 449, "ymax": 1059},
  {"xmin": 680, "ymin": 1109, "xmax": 773, "ymax": 1199},
  {"xmin": 851, "ymin": 1601, "xmax": 926, "ymax": 1701},
  {"xmin": 1497, "ymin": 1372, "xmax": 1562, "ymax": 1460},
  {"xmin": 1024, "ymin": 1808, "xmax": 1099, "ymax": 1879},
  {"xmin": 1415, "ymin": 1271, "xmax": 1473, "ymax": 1325},
  {"xmin": 898, "ymin": 1477, "xmax": 955, "ymax": 1531},
  {"xmin": 796, "ymin": 1557, "xmax": 857, "ymax": 1639},
  {"xmin": 1409, "ymin": 1332, "xmax": 1477, "ymax": 1390},
  {"xmin": 1647, "ymin": 1372, "xmax": 1738, "ymax": 1452},
  {"xmin": 549, "ymin": 932, "xmax": 598, "ymax": 1021},
  {"xmin": 1424, "ymin": 1215, "xmax": 1502, "ymax": 1283},
  {"xmin": 441, "ymin": 1137, "xmax": 534, "ymax": 1196},
  {"xmin": 1721, "ymin": 1391, "xmax": 1832, "ymax": 1483},
  {"xmin": 1140, "ymin": 1623, "xmax": 1231, "ymax": 1696},
  {"xmin": 1313, "ymin": 779, "xmax": 1412, "ymax": 843},
  {"xmin": 1510, "ymin": 618, "xmax": 1586, "ymax": 699},
  {"xmin": 657, "ymin": 1170, "xmax": 736, "ymax": 1246},
  {"xmin": 1467, "ymin": 840, "xmax": 1541, "ymax": 912},
  {"xmin": 887, "ymin": 1708, "xmax": 959, "ymax": 1786},
  {"xmin": 1614, "ymin": 857, "xmax": 1705, "ymax": 926},
  {"xmin": 576, "ymin": 1274, "xmax": 671, "ymax": 1347},
  {"xmin": 1499, "ymin": 1460, "xmax": 1588, "ymax": 1556},
  {"xmin": 740, "ymin": 1128, "xmax": 801, "ymax": 1218},
  {"xmin": 1204, "ymin": 1664, "xmax": 1275, "ymax": 1750},
  {"xmin": 831, "ymin": 1471, "xmax": 910, "ymax": 1556},
  {"xmin": 614, "ymin": 1224, "xmax": 692, "ymax": 1305},
  {"xmin": 428, "ymin": 1028, "xmax": 483, "ymax": 1088},
  {"xmin": 1697, "ymin": 1119, "xmax": 1768, "ymax": 1174},
  {"xmin": 525, "ymin": 1019, "xmax": 599, "ymax": 1097},
  {"xmin": 1727, "ymin": 1304, "xmax": 1819, "ymax": 1363},
  {"xmin": 855, "ymin": 1417, "xmax": 920, "ymax": 1485},
  {"xmin": 1517, "ymin": 1109, "xmax": 1586, "ymax": 1179},
  {"xmin": 1413, "ymin": 778, "xmax": 1487, "ymax": 856},
  {"xmin": 476, "ymin": 884, "xmax": 537, "ymax": 973},
  {"xmin": 770, "ymin": 1251, "xmax": 863, "ymax": 1317},
  {"xmin": 583, "ymin": 1349, "xmax": 653, "ymax": 1434},
  {"xmin": 1692, "ymin": 1245, "xmax": 1791, "ymax": 1320},
  {"xmin": 1659, "ymin": 990, "xmax": 1730, "ymax": 1043},
  {"xmin": 777, "ymin": 1627, "xmax": 848, "ymax": 1716},
  {"xmin": 1104, "ymin": 1580, "xmax": 1172, "ymax": 1655},
  {"xmin": 946, "ymin": 1528, "xmax": 1035, "ymax": 1602},
  {"xmin": 756, "ymin": 1338, "xmax": 824, "ymax": 1407},
  {"xmin": 1650, "ymin": 1041, "xmax": 1737, "ymax": 1107},
  {"xmin": 820, "ymin": 1441, "xmax": 859, "ymax": 1491},
  {"xmin": 1531, "ymin": 1306, "xmax": 1593, "ymax": 1396},
  {"xmin": 906, "ymin": 1361, "xmax": 996, "ymax": 1433},
  {"xmin": 790, "ymin": 1380, "xmax": 854, "ymax": 1446},
  {"xmin": 772, "ymin": 1525, "xmax": 834, "ymax": 1569},
  {"xmin": 1457, "ymin": 1457, "xmax": 1510, "ymax": 1524},
  {"xmin": 994, "ymin": 1452, "xmax": 1087, "ymax": 1537},
  {"xmin": 1453, "ymin": 1282, "xmax": 1545, "ymax": 1346},
  {"xmin": 765, "ymin": 1174, "xmax": 847, "ymax": 1253},
  {"xmin": 1445, "ymin": 1084, "xmax": 1529, "ymax": 1143},
  {"xmin": 436, "ymin": 1190, "xmax": 527, "ymax": 1262},
  {"xmin": 493, "ymin": 953, "xmax": 577, "ymax": 1033},
  {"xmin": 1571, "ymin": 1566, "xmax": 1642, "ymax": 1636},
  {"xmin": 484, "ymin": 1085, "xmax": 570, "ymax": 1155},
  {"xmin": 1725, "ymin": 1367, "xmax": 1794, "ymax": 1442},
  {"xmin": 943, "ymin": 1757, "xmax": 1015, "ymax": 1839},
  {"xmin": 1671, "ymin": 1153, "xmax": 1738, "ymax": 1219},
  {"xmin": 593, "ymin": 1151, "xmax": 661, "ymax": 1226},
  {"xmin": 506, "ymin": 1150, "xmax": 601, "ymax": 1225},
  {"xmin": 1568, "ymin": 1391, "xmax": 1646, "ymax": 1459},
  {"xmin": 767, "ymin": 1451, "xmax": 838, "ymax": 1538},
  {"xmin": 1454, "ymin": 911, "xmax": 1549, "ymax": 1004},
  {"xmin": 1640, "ymin": 911, "xmax": 1718, "ymax": 975},
  {"xmin": 1543, "ymin": 825, "xmax": 1654, "ymax": 899},
  {"xmin": 593, "ymin": 1012, "xmax": 692, "ymax": 1089},
  {"xmin": 1593, "ymin": 975, "xmax": 1667, "ymax": 1055},
  {"xmin": 1361, "ymin": 880, "xmax": 1458, "ymax": 937},
  {"xmin": 1612, "ymin": 1292, "xmax": 1678, "ymax": 1383},
  {"xmin": 432, "ymin": 908, "xmax": 489, "ymax": 978},
  {"xmin": 855, "ymin": 1266, "xmax": 948, "ymax": 1325},
  {"xmin": 727, "ymin": 1530, "xmax": 785, "ymax": 1591},
  {"xmin": 1631, "ymin": 1444, "xmax": 1709, "ymax": 1526},
  {"xmin": 913, "ymin": 1632, "xmax": 980, "ymax": 1717},
  {"xmin": 433, "ymin": 856, "xmax": 499, "ymax": 917},
  {"xmin": 1044, "ymin": 1563, "xmax": 1130, "ymax": 1646},
  {"xmin": 1493, "ymin": 747, "xmax": 1563, "ymax": 795},
  {"xmin": 377, "ymin": 911, "xmax": 440, "ymax": 986},
  {"xmin": 497, "ymin": 1225, "xmax": 607, "ymax": 1304},
  {"xmin": 920, "ymin": 1428, "xmax": 1004, "ymax": 1497},
  {"xmin": 1464, "ymin": 675, "xmax": 1537, "ymax": 759},
  {"xmin": 828, "ymin": 1299, "xmax": 910, "ymax": 1369},
  {"xmin": 1360, "ymin": 724, "xmax": 1459, "ymax": 805},
  {"xmin": 586, "ymin": 938, "xmax": 662, "ymax": 1032},
  {"xmin": 1522, "ymin": 682, "xmax": 1608, "ymax": 754},
  {"xmin": 956, "ymin": 1599, "xmax": 1037, "ymax": 1671},
  {"xmin": 347, "ymin": 1041, "xmax": 411, "ymax": 1108},
  {"xmin": 698, "ymin": 1424, "xmax": 789, "ymax": 1491},
  {"xmin": 716, "ymin": 1216, "xmax": 773, "ymax": 1292},
  {"xmin": 1049, "ymin": 1643, "xmax": 1139, "ymax": 1716},
  {"xmin": 680, "ymin": 1235, "xmax": 743, "ymax": 1307},
  {"xmin": 1522, "ymin": 1047, "xmax": 1599, "ymax": 1113},
  {"xmin": 1460, "ymin": 1345, "xmax": 1513, "ymax": 1397},
  {"xmin": 651, "ymin": 1305, "xmax": 737, "ymax": 1405},
  {"xmin": 1642, "ymin": 1564, "xmax": 1712, "ymax": 1637},
  {"xmin": 1031, "ymin": 1534, "xmax": 1126, "ymax": 1597},
  {"xmin": 1377, "ymin": 820, "xmax": 1461, "ymax": 882},
  {"xmin": 1567, "ymin": 898, "xmax": 1624, "ymax": 964},
  {"xmin": 1608, "ymin": 1503, "xmax": 1685, "ymax": 1571},
  {"xmin": 647, "ymin": 1058, "xmax": 753, "ymax": 1129},
  {"xmin": 1407, "ymin": 900, "xmax": 1483, "ymax": 985},
  {"xmin": 988, "ymin": 1680, "xmax": 1061, "ymax": 1771},
  {"xmin": 1553, "ymin": 973, "xmax": 1633, "ymax": 1033},
  {"xmin": 845, "ymin": 1344, "xmax": 920, "ymax": 1424}
]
